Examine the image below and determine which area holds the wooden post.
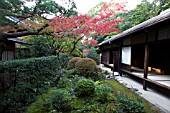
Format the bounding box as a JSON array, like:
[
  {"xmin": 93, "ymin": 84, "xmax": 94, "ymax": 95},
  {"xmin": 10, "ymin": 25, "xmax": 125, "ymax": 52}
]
[
  {"xmin": 143, "ymin": 31, "xmax": 149, "ymax": 90},
  {"xmin": 119, "ymin": 45, "xmax": 122, "ymax": 76},
  {"xmin": 112, "ymin": 51, "xmax": 115, "ymax": 77}
]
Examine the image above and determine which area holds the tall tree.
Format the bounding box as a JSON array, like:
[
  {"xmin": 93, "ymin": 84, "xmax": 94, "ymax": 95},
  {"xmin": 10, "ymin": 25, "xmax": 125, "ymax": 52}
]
[
  {"xmin": 49, "ymin": 1, "xmax": 125, "ymax": 55},
  {"xmin": 0, "ymin": 0, "xmax": 125, "ymax": 59},
  {"xmin": 0, "ymin": 0, "xmax": 77, "ymax": 40},
  {"xmin": 0, "ymin": 0, "xmax": 77, "ymax": 59},
  {"xmin": 117, "ymin": 0, "xmax": 170, "ymax": 31},
  {"xmin": 87, "ymin": 1, "xmax": 126, "ymax": 42}
]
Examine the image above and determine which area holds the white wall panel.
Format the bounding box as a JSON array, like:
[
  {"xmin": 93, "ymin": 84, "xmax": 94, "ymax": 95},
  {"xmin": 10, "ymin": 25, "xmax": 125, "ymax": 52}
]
[{"xmin": 122, "ymin": 47, "xmax": 131, "ymax": 65}]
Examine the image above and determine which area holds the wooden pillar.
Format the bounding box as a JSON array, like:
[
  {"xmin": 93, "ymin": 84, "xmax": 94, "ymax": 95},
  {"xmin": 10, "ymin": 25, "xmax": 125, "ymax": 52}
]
[
  {"xmin": 119, "ymin": 44, "xmax": 122, "ymax": 76},
  {"xmin": 112, "ymin": 51, "xmax": 115, "ymax": 77},
  {"xmin": 143, "ymin": 31, "xmax": 149, "ymax": 90}
]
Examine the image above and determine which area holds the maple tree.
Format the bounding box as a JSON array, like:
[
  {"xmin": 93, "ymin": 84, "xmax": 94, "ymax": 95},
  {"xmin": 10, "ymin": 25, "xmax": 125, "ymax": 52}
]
[
  {"xmin": 48, "ymin": 1, "xmax": 126, "ymax": 55},
  {"xmin": 0, "ymin": 0, "xmax": 126, "ymax": 59}
]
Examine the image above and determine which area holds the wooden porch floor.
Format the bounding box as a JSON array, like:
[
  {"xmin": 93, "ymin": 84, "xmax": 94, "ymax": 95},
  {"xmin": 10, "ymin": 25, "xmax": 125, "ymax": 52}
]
[{"xmin": 131, "ymin": 71, "xmax": 170, "ymax": 87}]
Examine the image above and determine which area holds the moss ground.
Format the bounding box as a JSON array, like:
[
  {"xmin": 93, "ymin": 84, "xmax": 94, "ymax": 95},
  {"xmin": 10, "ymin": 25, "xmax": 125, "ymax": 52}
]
[{"xmin": 105, "ymin": 79, "xmax": 161, "ymax": 113}]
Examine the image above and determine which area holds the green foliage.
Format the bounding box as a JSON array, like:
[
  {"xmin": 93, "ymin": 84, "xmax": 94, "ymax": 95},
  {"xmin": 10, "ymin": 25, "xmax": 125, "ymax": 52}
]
[
  {"xmin": 0, "ymin": 0, "xmax": 77, "ymax": 26},
  {"xmin": 86, "ymin": 47, "xmax": 100, "ymax": 64},
  {"xmin": 90, "ymin": 67, "xmax": 105, "ymax": 81},
  {"xmin": 75, "ymin": 58, "xmax": 97, "ymax": 77},
  {"xmin": 116, "ymin": 94, "xmax": 145, "ymax": 113},
  {"xmin": 47, "ymin": 89, "xmax": 73, "ymax": 112},
  {"xmin": 58, "ymin": 53, "xmax": 70, "ymax": 68},
  {"xmin": 75, "ymin": 79, "xmax": 95, "ymax": 97},
  {"xmin": 117, "ymin": 0, "xmax": 170, "ymax": 31},
  {"xmin": 96, "ymin": 35, "xmax": 105, "ymax": 43},
  {"xmin": 57, "ymin": 76, "xmax": 72, "ymax": 89},
  {"xmin": 26, "ymin": 88, "xmax": 73, "ymax": 113},
  {"xmin": 106, "ymin": 80, "xmax": 161, "ymax": 113},
  {"xmin": 95, "ymin": 83, "xmax": 115, "ymax": 103},
  {"xmin": 0, "ymin": 56, "xmax": 60, "ymax": 113},
  {"xmin": 68, "ymin": 57, "xmax": 82, "ymax": 69},
  {"xmin": 19, "ymin": 35, "xmax": 58, "ymax": 58}
]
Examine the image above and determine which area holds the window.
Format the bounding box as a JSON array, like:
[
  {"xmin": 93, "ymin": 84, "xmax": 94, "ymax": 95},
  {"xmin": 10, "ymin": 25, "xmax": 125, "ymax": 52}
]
[{"xmin": 2, "ymin": 51, "xmax": 14, "ymax": 60}]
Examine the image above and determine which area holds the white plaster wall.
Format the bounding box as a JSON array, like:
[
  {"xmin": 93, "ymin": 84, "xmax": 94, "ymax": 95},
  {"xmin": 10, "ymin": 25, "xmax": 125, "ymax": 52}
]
[{"xmin": 122, "ymin": 47, "xmax": 131, "ymax": 65}]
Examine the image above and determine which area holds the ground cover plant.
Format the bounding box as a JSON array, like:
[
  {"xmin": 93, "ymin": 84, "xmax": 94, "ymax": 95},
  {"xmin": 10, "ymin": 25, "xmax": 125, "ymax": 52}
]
[
  {"xmin": 26, "ymin": 57, "xmax": 161, "ymax": 113},
  {"xmin": 106, "ymin": 80, "xmax": 161, "ymax": 113}
]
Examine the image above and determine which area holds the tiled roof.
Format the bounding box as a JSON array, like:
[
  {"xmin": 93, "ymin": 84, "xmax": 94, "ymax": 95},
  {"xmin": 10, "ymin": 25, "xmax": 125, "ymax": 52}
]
[
  {"xmin": 99, "ymin": 9, "xmax": 170, "ymax": 46},
  {"xmin": 7, "ymin": 38, "xmax": 28, "ymax": 44}
]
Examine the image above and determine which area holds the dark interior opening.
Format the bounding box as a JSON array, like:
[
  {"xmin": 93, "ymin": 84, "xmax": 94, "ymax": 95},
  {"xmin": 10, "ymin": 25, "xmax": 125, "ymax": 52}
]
[
  {"xmin": 109, "ymin": 50, "xmax": 113, "ymax": 64},
  {"xmin": 131, "ymin": 44, "xmax": 145, "ymax": 69},
  {"xmin": 149, "ymin": 40, "xmax": 170, "ymax": 74}
]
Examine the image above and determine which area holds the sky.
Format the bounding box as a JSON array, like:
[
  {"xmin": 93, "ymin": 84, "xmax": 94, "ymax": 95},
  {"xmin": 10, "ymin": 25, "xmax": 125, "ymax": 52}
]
[{"xmin": 74, "ymin": 0, "xmax": 142, "ymax": 14}]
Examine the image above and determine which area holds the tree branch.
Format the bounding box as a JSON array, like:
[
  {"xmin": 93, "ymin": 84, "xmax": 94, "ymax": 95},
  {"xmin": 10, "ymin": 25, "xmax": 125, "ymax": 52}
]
[{"xmin": 69, "ymin": 35, "xmax": 84, "ymax": 55}]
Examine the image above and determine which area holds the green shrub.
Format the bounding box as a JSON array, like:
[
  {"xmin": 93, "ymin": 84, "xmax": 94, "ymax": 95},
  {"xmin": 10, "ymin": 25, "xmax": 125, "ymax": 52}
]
[
  {"xmin": 68, "ymin": 57, "xmax": 82, "ymax": 69},
  {"xmin": 58, "ymin": 53, "xmax": 70, "ymax": 68},
  {"xmin": 75, "ymin": 58, "xmax": 97, "ymax": 77},
  {"xmin": 75, "ymin": 79, "xmax": 95, "ymax": 97},
  {"xmin": 95, "ymin": 84, "xmax": 115, "ymax": 103},
  {"xmin": 116, "ymin": 95, "xmax": 145, "ymax": 113},
  {"xmin": 57, "ymin": 76, "xmax": 72, "ymax": 89},
  {"xmin": 65, "ymin": 68, "xmax": 78, "ymax": 78},
  {"xmin": 48, "ymin": 89, "xmax": 73, "ymax": 112},
  {"xmin": 90, "ymin": 66, "xmax": 104, "ymax": 81},
  {"xmin": 86, "ymin": 49, "xmax": 100, "ymax": 64},
  {"xmin": 26, "ymin": 88, "xmax": 73, "ymax": 113},
  {"xmin": 0, "ymin": 56, "xmax": 60, "ymax": 113}
]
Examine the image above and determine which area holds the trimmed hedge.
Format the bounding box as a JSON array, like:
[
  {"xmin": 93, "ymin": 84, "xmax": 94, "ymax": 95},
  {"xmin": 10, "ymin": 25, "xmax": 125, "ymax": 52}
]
[
  {"xmin": 0, "ymin": 56, "xmax": 60, "ymax": 113},
  {"xmin": 75, "ymin": 79, "xmax": 95, "ymax": 97},
  {"xmin": 67, "ymin": 57, "xmax": 82, "ymax": 69},
  {"xmin": 75, "ymin": 58, "xmax": 97, "ymax": 77}
]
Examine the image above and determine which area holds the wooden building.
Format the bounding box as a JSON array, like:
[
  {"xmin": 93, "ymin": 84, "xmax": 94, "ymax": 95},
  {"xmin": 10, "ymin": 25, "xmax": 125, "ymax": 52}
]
[
  {"xmin": 99, "ymin": 10, "xmax": 170, "ymax": 96},
  {"xmin": 1, "ymin": 38, "xmax": 27, "ymax": 60}
]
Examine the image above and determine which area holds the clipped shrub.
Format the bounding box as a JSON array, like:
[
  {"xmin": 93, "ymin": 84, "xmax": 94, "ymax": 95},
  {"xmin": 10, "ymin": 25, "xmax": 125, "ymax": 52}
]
[
  {"xmin": 68, "ymin": 57, "xmax": 82, "ymax": 69},
  {"xmin": 116, "ymin": 95, "xmax": 145, "ymax": 113},
  {"xmin": 74, "ymin": 79, "xmax": 95, "ymax": 97},
  {"xmin": 75, "ymin": 58, "xmax": 97, "ymax": 77},
  {"xmin": 49, "ymin": 89, "xmax": 73, "ymax": 112},
  {"xmin": 96, "ymin": 66, "xmax": 103, "ymax": 72},
  {"xmin": 95, "ymin": 83, "xmax": 115, "ymax": 103}
]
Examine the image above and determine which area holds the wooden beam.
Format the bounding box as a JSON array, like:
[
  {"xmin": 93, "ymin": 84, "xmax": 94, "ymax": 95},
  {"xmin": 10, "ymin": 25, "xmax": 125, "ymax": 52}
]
[{"xmin": 143, "ymin": 31, "xmax": 149, "ymax": 90}]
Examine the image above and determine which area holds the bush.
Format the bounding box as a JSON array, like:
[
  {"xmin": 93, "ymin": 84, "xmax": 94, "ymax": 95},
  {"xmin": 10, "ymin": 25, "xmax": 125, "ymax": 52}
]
[
  {"xmin": 58, "ymin": 53, "xmax": 70, "ymax": 68},
  {"xmin": 95, "ymin": 84, "xmax": 115, "ymax": 103},
  {"xmin": 74, "ymin": 79, "xmax": 95, "ymax": 97},
  {"xmin": 57, "ymin": 76, "xmax": 72, "ymax": 89},
  {"xmin": 116, "ymin": 95, "xmax": 145, "ymax": 113},
  {"xmin": 26, "ymin": 88, "xmax": 73, "ymax": 113},
  {"xmin": 48, "ymin": 89, "xmax": 73, "ymax": 112},
  {"xmin": 0, "ymin": 56, "xmax": 60, "ymax": 113},
  {"xmin": 75, "ymin": 58, "xmax": 97, "ymax": 77},
  {"xmin": 68, "ymin": 57, "xmax": 82, "ymax": 69},
  {"xmin": 86, "ymin": 49, "xmax": 100, "ymax": 64}
]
